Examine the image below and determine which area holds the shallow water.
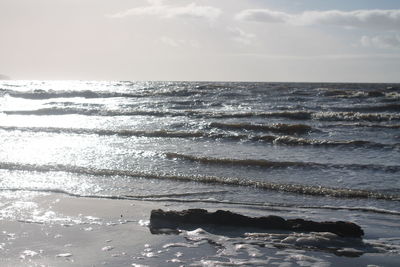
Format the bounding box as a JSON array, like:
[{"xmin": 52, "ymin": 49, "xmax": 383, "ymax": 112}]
[{"xmin": 1, "ymin": 80, "xmax": 400, "ymax": 265}]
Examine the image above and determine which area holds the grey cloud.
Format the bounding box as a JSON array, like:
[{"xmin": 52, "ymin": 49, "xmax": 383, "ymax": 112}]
[
  {"xmin": 0, "ymin": 74, "xmax": 10, "ymax": 80},
  {"xmin": 160, "ymin": 36, "xmax": 201, "ymax": 48},
  {"xmin": 361, "ymin": 34, "xmax": 400, "ymax": 49},
  {"xmin": 228, "ymin": 27, "xmax": 256, "ymax": 45},
  {"xmin": 235, "ymin": 9, "xmax": 290, "ymax": 23},
  {"xmin": 237, "ymin": 9, "xmax": 400, "ymax": 30}
]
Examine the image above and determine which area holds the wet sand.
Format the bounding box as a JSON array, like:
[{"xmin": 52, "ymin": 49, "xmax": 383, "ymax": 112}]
[
  {"xmin": 0, "ymin": 194, "xmax": 177, "ymax": 266},
  {"xmin": 1, "ymin": 193, "xmax": 400, "ymax": 266}
]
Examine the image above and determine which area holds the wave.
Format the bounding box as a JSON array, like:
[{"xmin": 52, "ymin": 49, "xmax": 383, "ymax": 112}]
[
  {"xmin": 0, "ymin": 187, "xmax": 228, "ymax": 201},
  {"xmin": 319, "ymin": 89, "xmax": 387, "ymax": 98},
  {"xmin": 208, "ymin": 111, "xmax": 313, "ymax": 120},
  {"xmin": 2, "ymin": 188, "xmax": 400, "ymax": 216},
  {"xmin": 0, "ymin": 126, "xmax": 204, "ymax": 138},
  {"xmin": 336, "ymin": 104, "xmax": 400, "ymax": 113},
  {"xmin": 266, "ymin": 135, "xmax": 398, "ymax": 149},
  {"xmin": 323, "ymin": 123, "xmax": 400, "ymax": 129},
  {"xmin": 1, "ymin": 126, "xmax": 397, "ymax": 149},
  {"xmin": 3, "ymin": 108, "xmax": 186, "ymax": 117},
  {"xmin": 2, "ymin": 108, "xmax": 315, "ymax": 120},
  {"xmin": 134, "ymin": 198, "xmax": 400, "ymax": 216},
  {"xmin": 313, "ymin": 112, "xmax": 400, "ymax": 122},
  {"xmin": 0, "ymin": 162, "xmax": 399, "ymax": 201},
  {"xmin": 300, "ymin": 205, "xmax": 400, "ymax": 216},
  {"xmin": 4, "ymin": 107, "xmax": 400, "ymax": 123},
  {"xmin": 208, "ymin": 111, "xmax": 400, "ymax": 122},
  {"xmin": 0, "ymin": 87, "xmax": 211, "ymax": 100},
  {"xmin": 0, "ymin": 89, "xmax": 146, "ymax": 99},
  {"xmin": 165, "ymin": 153, "xmax": 400, "ymax": 172},
  {"xmin": 209, "ymin": 122, "xmax": 313, "ymax": 135},
  {"xmin": 319, "ymin": 90, "xmax": 400, "ymax": 103}
]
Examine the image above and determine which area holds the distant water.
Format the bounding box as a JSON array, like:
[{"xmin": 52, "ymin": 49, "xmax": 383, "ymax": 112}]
[{"xmin": 1, "ymin": 81, "xmax": 400, "ymax": 264}]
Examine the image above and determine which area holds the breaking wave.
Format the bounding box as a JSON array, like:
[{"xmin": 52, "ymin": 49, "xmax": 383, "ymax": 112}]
[
  {"xmin": 1, "ymin": 126, "xmax": 397, "ymax": 149},
  {"xmin": 323, "ymin": 123, "xmax": 400, "ymax": 129},
  {"xmin": 0, "ymin": 89, "xmax": 145, "ymax": 99},
  {"xmin": 0, "ymin": 126, "xmax": 204, "ymax": 138},
  {"xmin": 336, "ymin": 104, "xmax": 400, "ymax": 113},
  {"xmin": 0, "ymin": 162, "xmax": 399, "ymax": 201},
  {"xmin": 0, "ymin": 86, "xmax": 215, "ymax": 100},
  {"xmin": 313, "ymin": 111, "xmax": 400, "ymax": 122},
  {"xmin": 3, "ymin": 108, "xmax": 183, "ymax": 117},
  {"xmin": 165, "ymin": 152, "xmax": 400, "ymax": 172},
  {"xmin": 208, "ymin": 111, "xmax": 313, "ymax": 120},
  {"xmin": 209, "ymin": 122, "xmax": 313, "ymax": 135},
  {"xmin": 267, "ymin": 135, "xmax": 398, "ymax": 149},
  {"xmin": 4, "ymin": 107, "xmax": 400, "ymax": 122},
  {"xmin": 2, "ymin": 108, "xmax": 314, "ymax": 120}
]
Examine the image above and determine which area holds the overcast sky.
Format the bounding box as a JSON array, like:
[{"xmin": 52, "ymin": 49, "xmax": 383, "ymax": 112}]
[{"xmin": 1, "ymin": 0, "xmax": 399, "ymax": 82}]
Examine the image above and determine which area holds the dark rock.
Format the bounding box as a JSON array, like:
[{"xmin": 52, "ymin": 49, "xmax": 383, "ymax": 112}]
[
  {"xmin": 286, "ymin": 219, "xmax": 364, "ymax": 238},
  {"xmin": 150, "ymin": 209, "xmax": 364, "ymax": 238}
]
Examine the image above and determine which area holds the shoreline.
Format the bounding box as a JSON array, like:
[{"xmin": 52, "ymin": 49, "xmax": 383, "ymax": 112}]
[
  {"xmin": 1, "ymin": 192, "xmax": 400, "ymax": 266},
  {"xmin": 0, "ymin": 193, "xmax": 175, "ymax": 266}
]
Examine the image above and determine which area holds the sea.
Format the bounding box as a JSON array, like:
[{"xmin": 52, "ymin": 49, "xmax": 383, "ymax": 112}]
[{"xmin": 1, "ymin": 80, "xmax": 400, "ymax": 266}]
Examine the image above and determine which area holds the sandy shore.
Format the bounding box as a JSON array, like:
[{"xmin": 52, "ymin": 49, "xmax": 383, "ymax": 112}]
[
  {"xmin": 1, "ymin": 192, "xmax": 400, "ymax": 267},
  {"xmin": 0, "ymin": 193, "xmax": 179, "ymax": 266}
]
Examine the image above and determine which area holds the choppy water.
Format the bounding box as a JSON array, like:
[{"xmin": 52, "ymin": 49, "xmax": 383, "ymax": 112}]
[{"xmin": 1, "ymin": 80, "xmax": 400, "ymax": 265}]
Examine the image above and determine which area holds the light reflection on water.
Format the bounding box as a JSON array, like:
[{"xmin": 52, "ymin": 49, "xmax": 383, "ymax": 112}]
[{"xmin": 0, "ymin": 80, "xmax": 399, "ymax": 237}]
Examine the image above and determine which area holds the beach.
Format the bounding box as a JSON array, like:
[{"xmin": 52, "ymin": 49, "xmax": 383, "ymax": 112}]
[
  {"xmin": 1, "ymin": 192, "xmax": 400, "ymax": 266},
  {"xmin": 1, "ymin": 193, "xmax": 171, "ymax": 266},
  {"xmin": 2, "ymin": 0, "xmax": 400, "ymax": 265},
  {"xmin": 1, "ymin": 80, "xmax": 400, "ymax": 266}
]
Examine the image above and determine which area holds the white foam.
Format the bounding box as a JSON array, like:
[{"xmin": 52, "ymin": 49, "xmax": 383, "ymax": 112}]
[
  {"xmin": 56, "ymin": 253, "xmax": 73, "ymax": 257},
  {"xmin": 20, "ymin": 250, "xmax": 38, "ymax": 259},
  {"xmin": 163, "ymin": 242, "xmax": 197, "ymax": 248},
  {"xmin": 111, "ymin": 252, "xmax": 127, "ymax": 257},
  {"xmin": 235, "ymin": 243, "xmax": 262, "ymax": 257},
  {"xmin": 194, "ymin": 258, "xmax": 272, "ymax": 266},
  {"xmin": 176, "ymin": 228, "xmax": 400, "ymax": 267},
  {"xmin": 102, "ymin": 246, "xmax": 114, "ymax": 251},
  {"xmin": 167, "ymin": 258, "xmax": 183, "ymax": 263},
  {"xmin": 141, "ymin": 252, "xmax": 157, "ymax": 258},
  {"xmin": 138, "ymin": 219, "xmax": 150, "ymax": 227},
  {"xmin": 337, "ymin": 248, "xmax": 363, "ymax": 254},
  {"xmin": 287, "ymin": 254, "xmax": 322, "ymax": 262}
]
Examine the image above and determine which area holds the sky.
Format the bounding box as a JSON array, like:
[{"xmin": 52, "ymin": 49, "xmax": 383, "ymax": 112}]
[{"xmin": 0, "ymin": 0, "xmax": 400, "ymax": 82}]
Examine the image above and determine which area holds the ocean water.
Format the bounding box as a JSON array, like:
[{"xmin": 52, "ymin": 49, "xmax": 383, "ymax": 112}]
[{"xmin": 1, "ymin": 80, "xmax": 400, "ymax": 265}]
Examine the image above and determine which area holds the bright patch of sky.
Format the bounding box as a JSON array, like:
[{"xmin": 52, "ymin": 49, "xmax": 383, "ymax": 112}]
[
  {"xmin": 255, "ymin": 0, "xmax": 400, "ymax": 11},
  {"xmin": 0, "ymin": 0, "xmax": 399, "ymax": 82}
]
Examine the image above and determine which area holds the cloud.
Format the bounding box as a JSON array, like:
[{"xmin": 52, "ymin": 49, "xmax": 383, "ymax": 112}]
[
  {"xmin": 160, "ymin": 36, "xmax": 181, "ymax": 47},
  {"xmin": 233, "ymin": 52, "xmax": 400, "ymax": 60},
  {"xmin": 299, "ymin": 9, "xmax": 400, "ymax": 30},
  {"xmin": 228, "ymin": 27, "xmax": 256, "ymax": 45},
  {"xmin": 361, "ymin": 34, "xmax": 400, "ymax": 49},
  {"xmin": 109, "ymin": 1, "xmax": 221, "ymax": 21},
  {"xmin": 160, "ymin": 36, "xmax": 200, "ymax": 48},
  {"xmin": 0, "ymin": 74, "xmax": 10, "ymax": 80},
  {"xmin": 235, "ymin": 9, "xmax": 290, "ymax": 23},
  {"xmin": 236, "ymin": 9, "xmax": 400, "ymax": 30}
]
